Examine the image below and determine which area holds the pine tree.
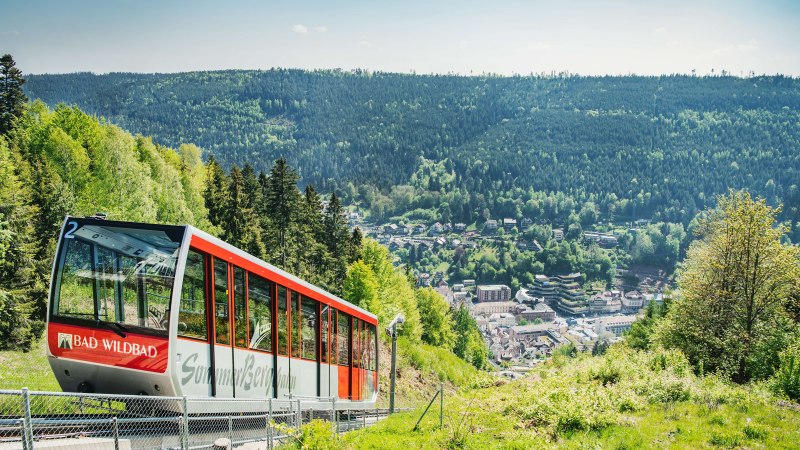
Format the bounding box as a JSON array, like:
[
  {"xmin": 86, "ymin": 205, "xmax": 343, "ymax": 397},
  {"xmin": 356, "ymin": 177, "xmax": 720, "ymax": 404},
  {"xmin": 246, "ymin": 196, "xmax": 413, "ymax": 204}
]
[
  {"xmin": 204, "ymin": 156, "xmax": 230, "ymax": 233},
  {"xmin": 0, "ymin": 55, "xmax": 27, "ymax": 136},
  {"xmin": 264, "ymin": 158, "xmax": 301, "ymax": 267},
  {"xmin": 323, "ymin": 192, "xmax": 351, "ymax": 284}
]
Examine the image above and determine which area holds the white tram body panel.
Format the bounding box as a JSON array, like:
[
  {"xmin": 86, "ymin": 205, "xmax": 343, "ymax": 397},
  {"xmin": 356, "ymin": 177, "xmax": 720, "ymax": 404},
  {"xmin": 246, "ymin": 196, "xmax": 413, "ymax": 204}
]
[{"xmin": 46, "ymin": 217, "xmax": 379, "ymax": 408}]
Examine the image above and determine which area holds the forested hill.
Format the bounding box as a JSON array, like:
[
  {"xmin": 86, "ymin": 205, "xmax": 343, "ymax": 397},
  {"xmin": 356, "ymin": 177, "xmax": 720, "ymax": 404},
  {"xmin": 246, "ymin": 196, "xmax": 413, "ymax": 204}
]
[{"xmin": 24, "ymin": 71, "xmax": 800, "ymax": 226}]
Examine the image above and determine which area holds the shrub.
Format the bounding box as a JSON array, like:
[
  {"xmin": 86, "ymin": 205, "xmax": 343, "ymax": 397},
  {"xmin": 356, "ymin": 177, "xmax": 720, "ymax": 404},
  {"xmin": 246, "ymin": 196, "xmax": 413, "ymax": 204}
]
[
  {"xmin": 287, "ymin": 419, "xmax": 342, "ymax": 450},
  {"xmin": 743, "ymin": 424, "xmax": 768, "ymax": 441},
  {"xmin": 773, "ymin": 340, "xmax": 800, "ymax": 401}
]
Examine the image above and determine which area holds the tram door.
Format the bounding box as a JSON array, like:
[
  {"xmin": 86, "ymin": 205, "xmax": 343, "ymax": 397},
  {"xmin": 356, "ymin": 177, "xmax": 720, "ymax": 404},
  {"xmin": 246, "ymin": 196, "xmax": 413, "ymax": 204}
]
[
  {"xmin": 337, "ymin": 313, "xmax": 350, "ymax": 399},
  {"xmin": 211, "ymin": 258, "xmax": 234, "ymax": 397}
]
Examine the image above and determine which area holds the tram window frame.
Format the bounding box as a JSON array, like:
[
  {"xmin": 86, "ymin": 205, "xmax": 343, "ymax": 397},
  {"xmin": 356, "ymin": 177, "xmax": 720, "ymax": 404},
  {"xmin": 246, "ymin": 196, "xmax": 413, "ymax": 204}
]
[
  {"xmin": 291, "ymin": 291, "xmax": 301, "ymax": 358},
  {"xmin": 321, "ymin": 305, "xmax": 329, "ymax": 364},
  {"xmin": 247, "ymin": 272, "xmax": 273, "ymax": 353},
  {"xmin": 352, "ymin": 318, "xmax": 360, "ymax": 369},
  {"xmin": 233, "ymin": 267, "xmax": 247, "ymax": 348},
  {"xmin": 277, "ymin": 285, "xmax": 288, "ymax": 356},
  {"xmin": 213, "ymin": 257, "xmax": 230, "ymax": 345},
  {"xmin": 331, "ymin": 309, "xmax": 338, "ymax": 365},
  {"xmin": 372, "ymin": 324, "xmax": 378, "ymax": 371},
  {"xmin": 300, "ymin": 295, "xmax": 317, "ymax": 361},
  {"xmin": 178, "ymin": 249, "xmax": 208, "ymax": 341}
]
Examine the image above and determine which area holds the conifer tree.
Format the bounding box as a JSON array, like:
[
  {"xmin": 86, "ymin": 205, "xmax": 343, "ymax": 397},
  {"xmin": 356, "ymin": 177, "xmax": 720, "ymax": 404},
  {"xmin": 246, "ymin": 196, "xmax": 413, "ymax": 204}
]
[
  {"xmin": 226, "ymin": 165, "xmax": 265, "ymax": 258},
  {"xmin": 204, "ymin": 156, "xmax": 230, "ymax": 232},
  {"xmin": 264, "ymin": 158, "xmax": 301, "ymax": 267},
  {"xmin": 0, "ymin": 55, "xmax": 27, "ymax": 136},
  {"xmin": 324, "ymin": 192, "xmax": 351, "ymax": 283}
]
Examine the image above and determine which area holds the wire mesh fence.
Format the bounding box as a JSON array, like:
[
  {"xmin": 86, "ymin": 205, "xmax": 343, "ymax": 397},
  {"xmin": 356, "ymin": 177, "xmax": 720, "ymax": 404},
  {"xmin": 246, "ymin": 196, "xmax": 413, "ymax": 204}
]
[{"xmin": 0, "ymin": 389, "xmax": 399, "ymax": 450}]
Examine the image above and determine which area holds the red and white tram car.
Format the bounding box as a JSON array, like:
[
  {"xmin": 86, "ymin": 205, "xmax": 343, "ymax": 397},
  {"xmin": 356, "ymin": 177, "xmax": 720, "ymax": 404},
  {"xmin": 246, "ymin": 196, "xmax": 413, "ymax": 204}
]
[{"xmin": 46, "ymin": 216, "xmax": 378, "ymax": 407}]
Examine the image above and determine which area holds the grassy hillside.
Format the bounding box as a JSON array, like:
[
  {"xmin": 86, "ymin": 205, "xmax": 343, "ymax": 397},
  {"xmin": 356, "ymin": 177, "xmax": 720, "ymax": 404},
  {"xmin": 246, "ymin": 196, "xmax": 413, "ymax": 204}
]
[
  {"xmin": 0, "ymin": 337, "xmax": 59, "ymax": 391},
  {"xmin": 344, "ymin": 346, "xmax": 800, "ymax": 449}
]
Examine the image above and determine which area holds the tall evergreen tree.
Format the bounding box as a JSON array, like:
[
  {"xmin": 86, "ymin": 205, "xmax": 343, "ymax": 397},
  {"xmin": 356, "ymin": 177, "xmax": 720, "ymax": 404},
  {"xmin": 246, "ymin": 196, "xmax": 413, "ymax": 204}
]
[
  {"xmin": 323, "ymin": 192, "xmax": 351, "ymax": 283},
  {"xmin": 226, "ymin": 165, "xmax": 265, "ymax": 258},
  {"xmin": 0, "ymin": 55, "xmax": 27, "ymax": 136},
  {"xmin": 204, "ymin": 156, "xmax": 230, "ymax": 231},
  {"xmin": 264, "ymin": 158, "xmax": 301, "ymax": 267}
]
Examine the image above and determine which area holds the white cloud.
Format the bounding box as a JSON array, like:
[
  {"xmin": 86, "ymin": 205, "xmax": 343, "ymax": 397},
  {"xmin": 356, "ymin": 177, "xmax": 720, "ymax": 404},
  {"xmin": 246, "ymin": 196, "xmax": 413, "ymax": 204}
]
[
  {"xmin": 357, "ymin": 40, "xmax": 373, "ymax": 48},
  {"xmin": 652, "ymin": 26, "xmax": 668, "ymax": 34},
  {"xmin": 314, "ymin": 26, "xmax": 328, "ymax": 33},
  {"xmin": 292, "ymin": 24, "xmax": 309, "ymax": 34},
  {"xmin": 2, "ymin": 30, "xmax": 20, "ymax": 37}
]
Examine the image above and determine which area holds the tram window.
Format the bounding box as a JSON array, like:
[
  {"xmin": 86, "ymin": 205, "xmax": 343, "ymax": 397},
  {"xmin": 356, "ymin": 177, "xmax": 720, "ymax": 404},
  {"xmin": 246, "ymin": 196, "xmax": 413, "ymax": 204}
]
[
  {"xmin": 233, "ymin": 267, "xmax": 247, "ymax": 348},
  {"xmin": 51, "ymin": 220, "xmax": 183, "ymax": 335},
  {"xmin": 321, "ymin": 306, "xmax": 329, "ymax": 364},
  {"xmin": 248, "ymin": 274, "xmax": 273, "ymax": 352},
  {"xmin": 54, "ymin": 239, "xmax": 95, "ymax": 319},
  {"xmin": 352, "ymin": 318, "xmax": 360, "ymax": 369},
  {"xmin": 277, "ymin": 286, "xmax": 288, "ymax": 355},
  {"xmin": 291, "ymin": 291, "xmax": 301, "ymax": 358},
  {"xmin": 337, "ymin": 313, "xmax": 349, "ymax": 365},
  {"xmin": 178, "ymin": 250, "xmax": 207, "ymax": 340},
  {"xmin": 301, "ymin": 296, "xmax": 317, "ymax": 360},
  {"xmin": 119, "ymin": 255, "xmax": 140, "ymax": 326},
  {"xmin": 96, "ymin": 247, "xmax": 117, "ymax": 322},
  {"xmin": 213, "ymin": 258, "xmax": 229, "ymax": 345}
]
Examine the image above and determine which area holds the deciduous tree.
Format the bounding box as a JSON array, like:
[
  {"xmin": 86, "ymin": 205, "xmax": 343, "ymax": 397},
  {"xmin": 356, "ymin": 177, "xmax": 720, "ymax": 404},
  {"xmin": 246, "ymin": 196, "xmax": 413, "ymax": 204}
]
[{"xmin": 655, "ymin": 191, "xmax": 800, "ymax": 382}]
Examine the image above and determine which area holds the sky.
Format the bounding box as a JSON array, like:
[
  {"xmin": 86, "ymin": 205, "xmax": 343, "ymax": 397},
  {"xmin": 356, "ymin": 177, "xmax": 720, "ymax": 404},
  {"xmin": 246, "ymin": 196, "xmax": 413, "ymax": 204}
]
[{"xmin": 2, "ymin": 0, "xmax": 799, "ymax": 76}]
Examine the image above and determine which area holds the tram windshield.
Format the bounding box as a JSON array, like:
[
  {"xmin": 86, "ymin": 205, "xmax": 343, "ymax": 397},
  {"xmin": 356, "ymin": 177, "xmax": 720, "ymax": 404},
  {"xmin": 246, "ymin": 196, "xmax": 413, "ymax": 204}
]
[{"xmin": 50, "ymin": 217, "xmax": 185, "ymax": 336}]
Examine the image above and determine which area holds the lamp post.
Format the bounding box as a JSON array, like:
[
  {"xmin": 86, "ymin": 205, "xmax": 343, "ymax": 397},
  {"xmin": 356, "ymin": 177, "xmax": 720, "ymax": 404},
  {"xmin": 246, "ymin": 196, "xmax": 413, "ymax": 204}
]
[{"xmin": 386, "ymin": 313, "xmax": 405, "ymax": 414}]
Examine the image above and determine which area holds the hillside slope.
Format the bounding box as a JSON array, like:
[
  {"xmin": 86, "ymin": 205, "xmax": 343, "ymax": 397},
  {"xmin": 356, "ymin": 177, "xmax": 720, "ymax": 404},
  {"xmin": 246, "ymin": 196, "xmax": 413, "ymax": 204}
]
[
  {"xmin": 24, "ymin": 72, "xmax": 800, "ymax": 226},
  {"xmin": 346, "ymin": 346, "xmax": 800, "ymax": 449}
]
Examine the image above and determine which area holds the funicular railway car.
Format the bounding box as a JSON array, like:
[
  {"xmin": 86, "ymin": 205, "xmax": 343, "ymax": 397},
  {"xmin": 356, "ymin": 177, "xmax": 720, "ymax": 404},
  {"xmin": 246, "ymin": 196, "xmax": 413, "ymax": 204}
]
[{"xmin": 46, "ymin": 216, "xmax": 378, "ymax": 409}]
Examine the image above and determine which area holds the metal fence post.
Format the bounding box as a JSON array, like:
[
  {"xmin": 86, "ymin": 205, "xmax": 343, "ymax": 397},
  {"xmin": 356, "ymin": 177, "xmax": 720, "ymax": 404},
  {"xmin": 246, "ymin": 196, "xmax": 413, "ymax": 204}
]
[
  {"xmin": 267, "ymin": 398, "xmax": 273, "ymax": 450},
  {"xmin": 332, "ymin": 397, "xmax": 337, "ymax": 433},
  {"xmin": 439, "ymin": 382, "xmax": 444, "ymax": 429},
  {"xmin": 21, "ymin": 388, "xmax": 34, "ymax": 450},
  {"xmin": 112, "ymin": 417, "xmax": 119, "ymax": 450},
  {"xmin": 180, "ymin": 396, "xmax": 189, "ymax": 450},
  {"xmin": 296, "ymin": 399, "xmax": 301, "ymax": 428},
  {"xmin": 227, "ymin": 416, "xmax": 233, "ymax": 445},
  {"xmin": 18, "ymin": 419, "xmax": 28, "ymax": 450}
]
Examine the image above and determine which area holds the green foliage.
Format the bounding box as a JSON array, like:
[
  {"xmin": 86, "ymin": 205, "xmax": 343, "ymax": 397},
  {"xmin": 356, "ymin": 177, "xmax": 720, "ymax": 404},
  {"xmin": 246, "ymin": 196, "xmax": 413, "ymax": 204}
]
[
  {"xmin": 655, "ymin": 191, "xmax": 800, "ymax": 382},
  {"xmin": 0, "ymin": 102, "xmax": 213, "ymax": 349},
  {"xmin": 451, "ymin": 303, "xmax": 488, "ymax": 369},
  {"xmin": 276, "ymin": 419, "xmax": 342, "ymax": 450},
  {"xmin": 397, "ymin": 337, "xmax": 480, "ymax": 387},
  {"xmin": 24, "ymin": 72, "xmax": 800, "ymax": 235},
  {"xmin": 416, "ymin": 287, "xmax": 455, "ymax": 348},
  {"xmin": 0, "ymin": 54, "xmax": 27, "ymax": 135},
  {"xmin": 624, "ymin": 300, "xmax": 667, "ymax": 350},
  {"xmin": 343, "ymin": 260, "xmax": 378, "ymax": 311},
  {"xmin": 774, "ymin": 339, "xmax": 800, "ymax": 401}
]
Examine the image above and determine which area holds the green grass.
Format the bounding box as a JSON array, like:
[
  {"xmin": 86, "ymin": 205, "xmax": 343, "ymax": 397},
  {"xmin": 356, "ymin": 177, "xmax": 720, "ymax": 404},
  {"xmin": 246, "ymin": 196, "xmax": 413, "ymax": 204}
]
[
  {"xmin": 0, "ymin": 336, "xmax": 60, "ymax": 392},
  {"xmin": 396, "ymin": 337, "xmax": 481, "ymax": 387},
  {"xmin": 342, "ymin": 346, "xmax": 800, "ymax": 449}
]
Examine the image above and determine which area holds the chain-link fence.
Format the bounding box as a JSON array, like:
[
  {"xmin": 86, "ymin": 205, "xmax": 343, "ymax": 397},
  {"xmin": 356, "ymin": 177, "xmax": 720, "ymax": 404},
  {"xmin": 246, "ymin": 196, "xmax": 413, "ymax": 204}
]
[{"xmin": 0, "ymin": 390, "xmax": 398, "ymax": 450}]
